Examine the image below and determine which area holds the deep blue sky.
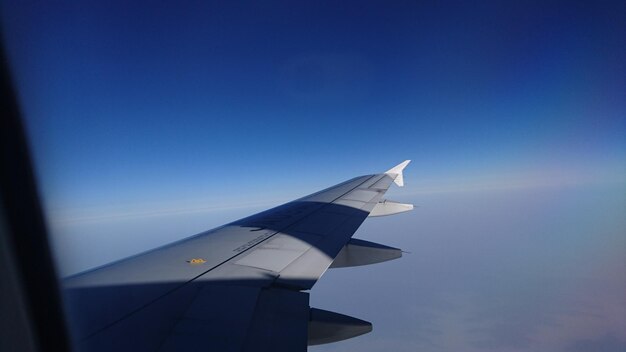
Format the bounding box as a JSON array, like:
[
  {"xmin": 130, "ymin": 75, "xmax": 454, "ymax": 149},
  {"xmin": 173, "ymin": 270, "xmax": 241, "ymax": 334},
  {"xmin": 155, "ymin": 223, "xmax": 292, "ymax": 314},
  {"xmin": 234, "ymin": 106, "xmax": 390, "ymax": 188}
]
[
  {"xmin": 2, "ymin": 1, "xmax": 624, "ymax": 212},
  {"xmin": 1, "ymin": 2, "xmax": 624, "ymax": 350}
]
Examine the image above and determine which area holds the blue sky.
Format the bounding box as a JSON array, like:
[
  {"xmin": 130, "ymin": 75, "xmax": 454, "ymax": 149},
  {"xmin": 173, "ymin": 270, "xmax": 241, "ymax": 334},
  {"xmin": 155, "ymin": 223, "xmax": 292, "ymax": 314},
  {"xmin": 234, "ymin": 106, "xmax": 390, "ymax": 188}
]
[
  {"xmin": 1, "ymin": 1, "xmax": 624, "ymax": 351},
  {"xmin": 2, "ymin": 1, "xmax": 624, "ymax": 212}
]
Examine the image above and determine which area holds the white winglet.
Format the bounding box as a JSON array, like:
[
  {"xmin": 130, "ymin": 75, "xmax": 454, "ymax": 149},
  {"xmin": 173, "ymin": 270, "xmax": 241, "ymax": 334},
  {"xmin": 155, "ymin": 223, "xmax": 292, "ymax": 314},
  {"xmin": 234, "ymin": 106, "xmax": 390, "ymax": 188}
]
[{"xmin": 385, "ymin": 160, "xmax": 411, "ymax": 187}]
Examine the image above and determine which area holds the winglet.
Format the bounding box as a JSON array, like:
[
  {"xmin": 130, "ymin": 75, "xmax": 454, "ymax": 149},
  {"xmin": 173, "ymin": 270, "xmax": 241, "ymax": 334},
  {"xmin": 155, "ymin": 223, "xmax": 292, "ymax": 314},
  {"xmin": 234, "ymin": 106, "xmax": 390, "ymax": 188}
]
[{"xmin": 385, "ymin": 160, "xmax": 411, "ymax": 187}]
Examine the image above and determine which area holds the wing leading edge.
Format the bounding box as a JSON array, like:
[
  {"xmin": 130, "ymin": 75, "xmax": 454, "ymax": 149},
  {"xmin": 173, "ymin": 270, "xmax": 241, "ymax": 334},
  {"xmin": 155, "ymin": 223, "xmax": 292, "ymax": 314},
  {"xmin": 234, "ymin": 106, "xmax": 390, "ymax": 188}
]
[{"xmin": 63, "ymin": 161, "xmax": 413, "ymax": 351}]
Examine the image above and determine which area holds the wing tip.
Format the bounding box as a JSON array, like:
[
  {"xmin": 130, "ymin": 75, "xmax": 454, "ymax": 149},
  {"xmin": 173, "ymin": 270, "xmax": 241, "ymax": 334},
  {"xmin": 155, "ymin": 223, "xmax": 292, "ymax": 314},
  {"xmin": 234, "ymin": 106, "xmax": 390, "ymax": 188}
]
[
  {"xmin": 385, "ymin": 160, "xmax": 411, "ymax": 174},
  {"xmin": 385, "ymin": 160, "xmax": 411, "ymax": 186}
]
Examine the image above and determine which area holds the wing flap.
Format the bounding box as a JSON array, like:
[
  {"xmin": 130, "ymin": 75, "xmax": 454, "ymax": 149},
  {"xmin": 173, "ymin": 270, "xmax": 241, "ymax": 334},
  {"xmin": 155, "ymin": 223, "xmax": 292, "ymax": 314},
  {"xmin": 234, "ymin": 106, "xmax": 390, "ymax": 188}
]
[{"xmin": 369, "ymin": 200, "xmax": 414, "ymax": 217}]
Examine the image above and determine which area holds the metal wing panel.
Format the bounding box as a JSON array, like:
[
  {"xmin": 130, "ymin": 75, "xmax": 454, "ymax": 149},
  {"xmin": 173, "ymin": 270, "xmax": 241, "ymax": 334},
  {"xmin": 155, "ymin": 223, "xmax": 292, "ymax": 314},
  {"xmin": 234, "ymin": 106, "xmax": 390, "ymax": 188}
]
[
  {"xmin": 235, "ymin": 173, "xmax": 397, "ymax": 290},
  {"xmin": 63, "ymin": 166, "xmax": 408, "ymax": 351}
]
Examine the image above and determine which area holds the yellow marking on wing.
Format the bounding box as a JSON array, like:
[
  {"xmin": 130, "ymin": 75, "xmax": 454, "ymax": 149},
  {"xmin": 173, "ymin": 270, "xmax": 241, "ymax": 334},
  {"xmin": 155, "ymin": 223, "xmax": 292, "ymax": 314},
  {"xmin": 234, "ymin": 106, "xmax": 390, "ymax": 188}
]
[{"xmin": 187, "ymin": 258, "xmax": 206, "ymax": 265}]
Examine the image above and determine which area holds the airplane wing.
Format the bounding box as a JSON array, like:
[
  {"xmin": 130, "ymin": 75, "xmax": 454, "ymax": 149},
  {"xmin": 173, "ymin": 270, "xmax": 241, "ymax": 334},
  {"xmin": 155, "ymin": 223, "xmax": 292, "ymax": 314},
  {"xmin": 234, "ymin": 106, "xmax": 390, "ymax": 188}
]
[{"xmin": 63, "ymin": 161, "xmax": 414, "ymax": 351}]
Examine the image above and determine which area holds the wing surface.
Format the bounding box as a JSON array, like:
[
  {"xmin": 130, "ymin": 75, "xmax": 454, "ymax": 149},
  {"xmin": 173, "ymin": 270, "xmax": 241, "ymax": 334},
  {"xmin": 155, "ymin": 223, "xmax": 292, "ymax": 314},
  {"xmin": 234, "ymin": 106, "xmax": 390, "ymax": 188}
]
[{"xmin": 63, "ymin": 161, "xmax": 412, "ymax": 351}]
